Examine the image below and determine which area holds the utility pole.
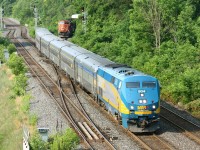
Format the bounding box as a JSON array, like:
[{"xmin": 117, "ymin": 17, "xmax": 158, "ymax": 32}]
[
  {"xmin": 0, "ymin": 6, "xmax": 4, "ymax": 30},
  {"xmin": 33, "ymin": 5, "xmax": 38, "ymax": 28},
  {"xmin": 81, "ymin": 7, "xmax": 87, "ymax": 33}
]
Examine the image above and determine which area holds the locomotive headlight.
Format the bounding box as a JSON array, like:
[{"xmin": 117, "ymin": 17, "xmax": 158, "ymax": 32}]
[
  {"xmin": 143, "ymin": 99, "xmax": 147, "ymax": 104},
  {"xmin": 139, "ymin": 100, "xmax": 143, "ymax": 104},
  {"xmin": 130, "ymin": 106, "xmax": 134, "ymax": 110},
  {"xmin": 140, "ymin": 93, "xmax": 144, "ymax": 97},
  {"xmin": 152, "ymin": 105, "xmax": 156, "ymax": 109}
]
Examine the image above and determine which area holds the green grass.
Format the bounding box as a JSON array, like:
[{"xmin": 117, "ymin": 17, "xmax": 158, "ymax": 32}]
[
  {"xmin": 29, "ymin": 114, "xmax": 38, "ymax": 126},
  {"xmin": 0, "ymin": 65, "xmax": 22, "ymax": 150}
]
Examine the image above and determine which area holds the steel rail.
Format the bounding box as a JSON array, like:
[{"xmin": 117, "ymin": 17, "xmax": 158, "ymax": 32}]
[
  {"xmin": 160, "ymin": 105, "xmax": 200, "ymax": 145},
  {"xmin": 161, "ymin": 106, "xmax": 200, "ymax": 128}
]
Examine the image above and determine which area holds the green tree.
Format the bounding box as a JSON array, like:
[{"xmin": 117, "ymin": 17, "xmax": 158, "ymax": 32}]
[{"xmin": 12, "ymin": 0, "xmax": 33, "ymax": 25}]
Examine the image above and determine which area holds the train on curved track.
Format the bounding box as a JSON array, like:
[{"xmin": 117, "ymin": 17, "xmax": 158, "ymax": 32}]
[{"xmin": 35, "ymin": 27, "xmax": 161, "ymax": 132}]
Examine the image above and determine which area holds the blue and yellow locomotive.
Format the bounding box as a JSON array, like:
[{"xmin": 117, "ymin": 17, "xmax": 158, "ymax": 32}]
[
  {"xmin": 97, "ymin": 64, "xmax": 160, "ymax": 132},
  {"xmin": 35, "ymin": 28, "xmax": 160, "ymax": 132}
]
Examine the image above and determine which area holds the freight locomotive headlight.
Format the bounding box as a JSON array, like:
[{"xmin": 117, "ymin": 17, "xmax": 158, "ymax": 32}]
[
  {"xmin": 152, "ymin": 105, "xmax": 156, "ymax": 109},
  {"xmin": 139, "ymin": 100, "xmax": 143, "ymax": 104},
  {"xmin": 130, "ymin": 106, "xmax": 134, "ymax": 110},
  {"xmin": 143, "ymin": 99, "xmax": 147, "ymax": 104}
]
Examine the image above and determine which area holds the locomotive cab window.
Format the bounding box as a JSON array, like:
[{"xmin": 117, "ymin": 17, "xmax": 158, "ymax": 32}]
[
  {"xmin": 114, "ymin": 78, "xmax": 119, "ymax": 86},
  {"xmin": 59, "ymin": 21, "xmax": 64, "ymax": 24},
  {"xmin": 142, "ymin": 81, "xmax": 156, "ymax": 88},
  {"xmin": 118, "ymin": 81, "xmax": 122, "ymax": 89},
  {"xmin": 111, "ymin": 77, "xmax": 115, "ymax": 84},
  {"xmin": 126, "ymin": 82, "xmax": 140, "ymax": 88}
]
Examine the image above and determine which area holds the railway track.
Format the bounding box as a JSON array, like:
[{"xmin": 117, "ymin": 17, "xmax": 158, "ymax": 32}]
[
  {"xmin": 136, "ymin": 133, "xmax": 175, "ymax": 150},
  {"xmin": 52, "ymin": 66, "xmax": 116, "ymax": 149},
  {"xmin": 160, "ymin": 106, "xmax": 200, "ymax": 145},
  {"xmin": 6, "ymin": 23, "xmax": 116, "ymax": 150},
  {"xmin": 74, "ymin": 83, "xmax": 176, "ymax": 150}
]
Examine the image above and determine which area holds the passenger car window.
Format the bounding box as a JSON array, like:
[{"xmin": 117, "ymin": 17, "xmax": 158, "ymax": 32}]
[
  {"xmin": 126, "ymin": 82, "xmax": 140, "ymax": 88},
  {"xmin": 142, "ymin": 82, "xmax": 156, "ymax": 88}
]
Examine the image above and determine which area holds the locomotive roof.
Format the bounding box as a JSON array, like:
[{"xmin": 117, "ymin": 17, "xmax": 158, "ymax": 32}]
[{"xmin": 100, "ymin": 64, "xmax": 147, "ymax": 80}]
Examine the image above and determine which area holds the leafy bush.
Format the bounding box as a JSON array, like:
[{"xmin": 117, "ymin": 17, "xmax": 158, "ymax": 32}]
[
  {"xmin": 50, "ymin": 128, "xmax": 79, "ymax": 150},
  {"xmin": 185, "ymin": 99, "xmax": 200, "ymax": 118},
  {"xmin": 29, "ymin": 132, "xmax": 48, "ymax": 150},
  {"xmin": 0, "ymin": 45, "xmax": 6, "ymax": 63},
  {"xmin": 7, "ymin": 44, "xmax": 16, "ymax": 54},
  {"xmin": 29, "ymin": 27, "xmax": 35, "ymax": 38},
  {"xmin": 7, "ymin": 53, "xmax": 27, "ymax": 75},
  {"xmin": 0, "ymin": 37, "xmax": 10, "ymax": 46},
  {"xmin": 29, "ymin": 128, "xmax": 79, "ymax": 150},
  {"xmin": 13, "ymin": 74, "xmax": 27, "ymax": 96}
]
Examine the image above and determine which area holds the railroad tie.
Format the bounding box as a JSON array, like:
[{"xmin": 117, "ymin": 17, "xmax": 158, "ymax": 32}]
[
  {"xmin": 83, "ymin": 122, "xmax": 99, "ymax": 140},
  {"xmin": 78, "ymin": 122, "xmax": 93, "ymax": 140}
]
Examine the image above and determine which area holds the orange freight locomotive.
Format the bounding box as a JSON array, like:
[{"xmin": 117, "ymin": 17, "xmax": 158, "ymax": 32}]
[{"xmin": 58, "ymin": 19, "xmax": 75, "ymax": 39}]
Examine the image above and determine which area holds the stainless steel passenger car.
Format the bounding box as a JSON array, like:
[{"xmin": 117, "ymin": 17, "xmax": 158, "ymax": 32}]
[
  {"xmin": 75, "ymin": 53, "xmax": 113, "ymax": 95},
  {"xmin": 60, "ymin": 44, "xmax": 89, "ymax": 78},
  {"xmin": 41, "ymin": 35, "xmax": 62, "ymax": 58},
  {"xmin": 35, "ymin": 28, "xmax": 52, "ymax": 52}
]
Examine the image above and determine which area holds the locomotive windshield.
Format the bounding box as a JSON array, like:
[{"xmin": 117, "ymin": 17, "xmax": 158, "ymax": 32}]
[
  {"xmin": 126, "ymin": 82, "xmax": 140, "ymax": 88},
  {"xmin": 59, "ymin": 21, "xmax": 65, "ymax": 24},
  {"xmin": 59, "ymin": 21, "xmax": 69, "ymax": 24},
  {"xmin": 142, "ymin": 81, "xmax": 156, "ymax": 88}
]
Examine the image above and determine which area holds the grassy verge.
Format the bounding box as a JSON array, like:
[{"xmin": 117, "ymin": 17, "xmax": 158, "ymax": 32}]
[{"xmin": 0, "ymin": 65, "xmax": 22, "ymax": 149}]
